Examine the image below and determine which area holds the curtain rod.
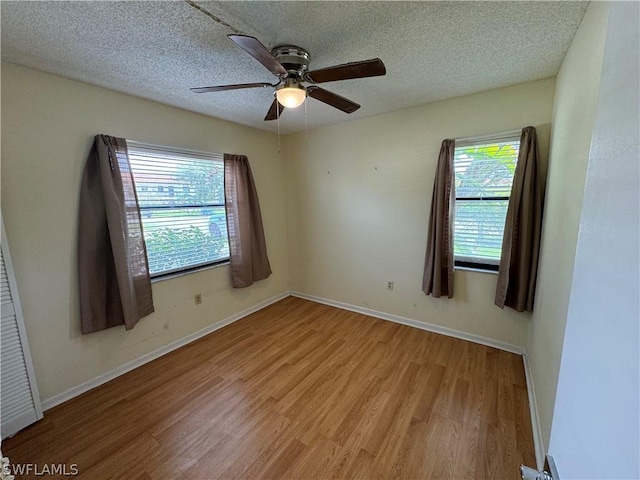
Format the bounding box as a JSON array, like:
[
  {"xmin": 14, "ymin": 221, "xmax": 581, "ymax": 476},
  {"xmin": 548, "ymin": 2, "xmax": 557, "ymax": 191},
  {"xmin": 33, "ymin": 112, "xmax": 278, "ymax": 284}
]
[{"xmin": 455, "ymin": 128, "xmax": 522, "ymax": 144}]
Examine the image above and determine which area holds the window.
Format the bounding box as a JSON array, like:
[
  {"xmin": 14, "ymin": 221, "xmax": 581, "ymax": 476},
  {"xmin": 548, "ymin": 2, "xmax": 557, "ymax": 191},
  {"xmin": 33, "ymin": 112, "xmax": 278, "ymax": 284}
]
[
  {"xmin": 453, "ymin": 134, "xmax": 520, "ymax": 271},
  {"xmin": 127, "ymin": 141, "xmax": 230, "ymax": 278}
]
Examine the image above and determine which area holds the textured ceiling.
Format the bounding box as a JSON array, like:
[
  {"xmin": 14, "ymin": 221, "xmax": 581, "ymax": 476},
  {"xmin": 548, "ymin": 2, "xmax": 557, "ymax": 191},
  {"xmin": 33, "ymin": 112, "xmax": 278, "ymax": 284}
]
[{"xmin": 1, "ymin": 1, "xmax": 588, "ymax": 134}]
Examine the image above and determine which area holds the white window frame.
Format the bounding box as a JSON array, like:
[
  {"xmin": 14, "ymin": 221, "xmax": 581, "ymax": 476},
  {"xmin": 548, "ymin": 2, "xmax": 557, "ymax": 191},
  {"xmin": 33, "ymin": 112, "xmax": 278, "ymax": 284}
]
[
  {"xmin": 453, "ymin": 131, "xmax": 521, "ymax": 272},
  {"xmin": 127, "ymin": 141, "xmax": 229, "ymax": 279}
]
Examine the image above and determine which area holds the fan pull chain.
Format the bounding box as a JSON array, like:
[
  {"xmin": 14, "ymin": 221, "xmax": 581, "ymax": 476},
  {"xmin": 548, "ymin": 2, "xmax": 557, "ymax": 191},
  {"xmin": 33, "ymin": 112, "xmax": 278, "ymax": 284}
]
[
  {"xmin": 277, "ymin": 100, "xmax": 281, "ymax": 154},
  {"xmin": 305, "ymin": 97, "xmax": 309, "ymax": 151}
]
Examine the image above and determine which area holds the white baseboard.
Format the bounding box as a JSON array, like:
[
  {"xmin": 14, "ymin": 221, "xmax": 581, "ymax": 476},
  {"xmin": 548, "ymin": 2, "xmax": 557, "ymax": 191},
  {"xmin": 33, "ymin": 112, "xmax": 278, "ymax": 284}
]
[
  {"xmin": 41, "ymin": 292, "xmax": 289, "ymax": 411},
  {"xmin": 290, "ymin": 291, "xmax": 525, "ymax": 354},
  {"xmin": 522, "ymin": 352, "xmax": 545, "ymax": 469}
]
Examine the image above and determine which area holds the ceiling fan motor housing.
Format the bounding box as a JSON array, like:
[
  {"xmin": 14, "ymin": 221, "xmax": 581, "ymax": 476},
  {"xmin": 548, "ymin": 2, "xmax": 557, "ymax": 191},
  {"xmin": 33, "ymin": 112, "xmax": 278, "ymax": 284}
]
[{"xmin": 272, "ymin": 45, "xmax": 310, "ymax": 80}]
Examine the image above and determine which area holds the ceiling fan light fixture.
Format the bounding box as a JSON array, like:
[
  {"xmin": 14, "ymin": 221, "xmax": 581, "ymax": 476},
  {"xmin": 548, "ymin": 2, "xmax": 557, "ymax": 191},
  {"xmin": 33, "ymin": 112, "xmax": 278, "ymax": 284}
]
[{"xmin": 276, "ymin": 83, "xmax": 306, "ymax": 109}]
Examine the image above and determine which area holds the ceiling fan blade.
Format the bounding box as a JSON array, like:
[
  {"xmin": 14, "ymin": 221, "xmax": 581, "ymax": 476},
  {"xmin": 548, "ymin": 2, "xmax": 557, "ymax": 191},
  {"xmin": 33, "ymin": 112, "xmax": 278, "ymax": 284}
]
[
  {"xmin": 190, "ymin": 82, "xmax": 274, "ymax": 93},
  {"xmin": 306, "ymin": 58, "xmax": 386, "ymax": 84},
  {"xmin": 264, "ymin": 98, "xmax": 285, "ymax": 121},
  {"xmin": 228, "ymin": 34, "xmax": 287, "ymax": 76},
  {"xmin": 308, "ymin": 87, "xmax": 360, "ymax": 114}
]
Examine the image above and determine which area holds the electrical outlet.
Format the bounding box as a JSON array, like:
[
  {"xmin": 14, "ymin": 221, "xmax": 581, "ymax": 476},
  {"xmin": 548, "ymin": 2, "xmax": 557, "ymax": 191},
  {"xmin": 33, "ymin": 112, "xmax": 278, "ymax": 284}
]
[
  {"xmin": 387, "ymin": 281, "xmax": 394, "ymax": 291},
  {"xmin": 194, "ymin": 293, "xmax": 202, "ymax": 305}
]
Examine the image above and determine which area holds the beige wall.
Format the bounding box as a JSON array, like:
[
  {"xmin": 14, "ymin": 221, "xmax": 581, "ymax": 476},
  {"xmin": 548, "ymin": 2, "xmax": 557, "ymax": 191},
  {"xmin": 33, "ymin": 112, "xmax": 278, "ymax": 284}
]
[
  {"xmin": 548, "ymin": 2, "xmax": 639, "ymax": 474},
  {"xmin": 1, "ymin": 63, "xmax": 289, "ymax": 402},
  {"xmin": 284, "ymin": 78, "xmax": 555, "ymax": 348},
  {"xmin": 527, "ymin": 2, "xmax": 609, "ymax": 450}
]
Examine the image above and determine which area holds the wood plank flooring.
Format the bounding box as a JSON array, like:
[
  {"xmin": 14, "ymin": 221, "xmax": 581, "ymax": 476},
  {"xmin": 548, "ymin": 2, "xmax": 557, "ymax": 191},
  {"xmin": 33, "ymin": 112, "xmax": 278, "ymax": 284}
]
[{"xmin": 3, "ymin": 297, "xmax": 535, "ymax": 479}]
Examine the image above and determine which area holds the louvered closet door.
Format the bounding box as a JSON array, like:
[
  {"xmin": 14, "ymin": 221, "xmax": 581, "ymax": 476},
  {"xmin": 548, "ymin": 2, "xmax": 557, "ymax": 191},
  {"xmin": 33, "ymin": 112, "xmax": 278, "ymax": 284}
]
[{"xmin": 1, "ymin": 220, "xmax": 42, "ymax": 439}]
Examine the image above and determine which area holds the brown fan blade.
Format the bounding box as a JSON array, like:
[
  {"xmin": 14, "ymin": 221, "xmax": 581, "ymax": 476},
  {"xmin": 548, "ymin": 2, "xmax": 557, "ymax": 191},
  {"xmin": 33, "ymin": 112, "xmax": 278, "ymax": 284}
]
[
  {"xmin": 264, "ymin": 98, "xmax": 285, "ymax": 121},
  {"xmin": 308, "ymin": 87, "xmax": 360, "ymax": 114},
  {"xmin": 191, "ymin": 83, "xmax": 274, "ymax": 93},
  {"xmin": 228, "ymin": 34, "xmax": 287, "ymax": 76},
  {"xmin": 306, "ymin": 58, "xmax": 386, "ymax": 84}
]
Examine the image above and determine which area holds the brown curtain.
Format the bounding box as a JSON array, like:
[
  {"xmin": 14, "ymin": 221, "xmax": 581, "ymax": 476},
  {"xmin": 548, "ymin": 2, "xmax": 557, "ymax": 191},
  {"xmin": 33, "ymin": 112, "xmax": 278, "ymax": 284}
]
[
  {"xmin": 78, "ymin": 135, "xmax": 154, "ymax": 333},
  {"xmin": 495, "ymin": 126, "xmax": 543, "ymax": 312},
  {"xmin": 422, "ymin": 139, "xmax": 456, "ymax": 298},
  {"xmin": 224, "ymin": 154, "xmax": 272, "ymax": 288}
]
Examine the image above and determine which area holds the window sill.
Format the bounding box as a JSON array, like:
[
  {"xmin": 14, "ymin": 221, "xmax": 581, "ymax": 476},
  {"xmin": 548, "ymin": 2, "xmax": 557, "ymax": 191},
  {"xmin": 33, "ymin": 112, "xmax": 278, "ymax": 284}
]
[
  {"xmin": 455, "ymin": 265, "xmax": 498, "ymax": 275},
  {"xmin": 151, "ymin": 260, "xmax": 230, "ymax": 284}
]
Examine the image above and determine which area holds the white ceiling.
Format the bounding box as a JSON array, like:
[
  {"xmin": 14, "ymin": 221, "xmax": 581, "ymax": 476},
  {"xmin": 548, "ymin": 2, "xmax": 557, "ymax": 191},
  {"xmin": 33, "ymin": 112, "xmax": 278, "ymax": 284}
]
[{"xmin": 1, "ymin": 1, "xmax": 588, "ymax": 134}]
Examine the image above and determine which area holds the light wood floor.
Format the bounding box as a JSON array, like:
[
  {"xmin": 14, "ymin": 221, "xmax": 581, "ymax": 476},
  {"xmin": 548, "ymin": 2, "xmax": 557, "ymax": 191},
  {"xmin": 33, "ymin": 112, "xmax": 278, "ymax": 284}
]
[{"xmin": 4, "ymin": 297, "xmax": 535, "ymax": 479}]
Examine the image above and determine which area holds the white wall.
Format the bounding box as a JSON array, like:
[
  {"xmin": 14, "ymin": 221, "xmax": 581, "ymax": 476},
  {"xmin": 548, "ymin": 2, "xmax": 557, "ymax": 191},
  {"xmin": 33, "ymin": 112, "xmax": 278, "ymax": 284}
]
[
  {"xmin": 0, "ymin": 63, "xmax": 289, "ymax": 402},
  {"xmin": 549, "ymin": 2, "xmax": 639, "ymax": 477},
  {"xmin": 526, "ymin": 2, "xmax": 610, "ymax": 450},
  {"xmin": 284, "ymin": 79, "xmax": 554, "ymax": 348}
]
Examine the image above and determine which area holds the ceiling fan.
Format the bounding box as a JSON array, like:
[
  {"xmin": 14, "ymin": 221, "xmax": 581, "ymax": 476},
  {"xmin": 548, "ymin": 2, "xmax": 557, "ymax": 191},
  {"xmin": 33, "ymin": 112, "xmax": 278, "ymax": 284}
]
[{"xmin": 191, "ymin": 34, "xmax": 386, "ymax": 121}]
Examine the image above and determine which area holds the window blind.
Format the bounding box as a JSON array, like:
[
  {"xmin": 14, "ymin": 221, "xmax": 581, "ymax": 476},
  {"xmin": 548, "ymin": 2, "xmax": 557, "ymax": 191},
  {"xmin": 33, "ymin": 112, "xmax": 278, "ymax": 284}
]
[
  {"xmin": 127, "ymin": 142, "xmax": 229, "ymax": 277},
  {"xmin": 453, "ymin": 137, "xmax": 519, "ymax": 266}
]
